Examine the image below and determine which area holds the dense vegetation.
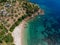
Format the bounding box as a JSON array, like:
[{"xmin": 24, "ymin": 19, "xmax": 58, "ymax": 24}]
[
  {"xmin": 4, "ymin": 33, "xmax": 13, "ymax": 42},
  {"xmin": 10, "ymin": 3, "xmax": 39, "ymax": 32},
  {"xmin": 22, "ymin": 2, "xmax": 39, "ymax": 16},
  {"xmin": 0, "ymin": 0, "xmax": 40, "ymax": 45},
  {"xmin": 0, "ymin": 0, "xmax": 7, "ymax": 2},
  {"xmin": 10, "ymin": 14, "xmax": 28, "ymax": 32},
  {"xmin": 21, "ymin": 0, "xmax": 28, "ymax": 1},
  {"xmin": 0, "ymin": 23, "xmax": 14, "ymax": 45},
  {"xmin": 0, "ymin": 0, "xmax": 16, "ymax": 3}
]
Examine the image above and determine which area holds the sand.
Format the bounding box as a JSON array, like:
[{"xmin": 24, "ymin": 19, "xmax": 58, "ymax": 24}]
[
  {"xmin": 11, "ymin": 8, "xmax": 44, "ymax": 45},
  {"xmin": 12, "ymin": 26, "xmax": 22, "ymax": 45},
  {"xmin": 12, "ymin": 17, "xmax": 29, "ymax": 45}
]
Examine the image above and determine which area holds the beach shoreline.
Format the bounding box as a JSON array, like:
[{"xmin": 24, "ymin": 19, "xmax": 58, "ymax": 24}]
[
  {"xmin": 11, "ymin": 7, "xmax": 44, "ymax": 45},
  {"xmin": 12, "ymin": 16, "xmax": 31, "ymax": 45}
]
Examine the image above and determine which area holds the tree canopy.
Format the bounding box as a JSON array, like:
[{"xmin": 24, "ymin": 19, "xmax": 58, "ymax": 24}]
[{"xmin": 0, "ymin": 0, "xmax": 7, "ymax": 2}]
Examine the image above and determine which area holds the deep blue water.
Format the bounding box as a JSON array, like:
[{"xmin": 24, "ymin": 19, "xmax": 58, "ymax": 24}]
[{"xmin": 26, "ymin": 0, "xmax": 60, "ymax": 45}]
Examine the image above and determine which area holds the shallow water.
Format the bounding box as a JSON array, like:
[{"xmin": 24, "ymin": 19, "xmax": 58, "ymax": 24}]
[{"xmin": 26, "ymin": 0, "xmax": 60, "ymax": 45}]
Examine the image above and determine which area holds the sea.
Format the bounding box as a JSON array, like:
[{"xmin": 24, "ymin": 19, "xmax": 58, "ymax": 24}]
[{"xmin": 25, "ymin": 0, "xmax": 60, "ymax": 45}]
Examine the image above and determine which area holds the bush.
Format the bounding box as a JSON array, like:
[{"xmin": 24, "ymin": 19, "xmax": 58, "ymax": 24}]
[
  {"xmin": 4, "ymin": 33, "xmax": 13, "ymax": 42},
  {"xmin": 0, "ymin": 0, "xmax": 7, "ymax": 3},
  {"xmin": 0, "ymin": 30, "xmax": 5, "ymax": 43},
  {"xmin": 10, "ymin": 15, "xmax": 27, "ymax": 32}
]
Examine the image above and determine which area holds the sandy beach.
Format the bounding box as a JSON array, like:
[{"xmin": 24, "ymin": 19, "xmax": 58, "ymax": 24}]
[
  {"xmin": 11, "ymin": 7, "xmax": 44, "ymax": 45},
  {"xmin": 12, "ymin": 17, "xmax": 30, "ymax": 45},
  {"xmin": 12, "ymin": 21, "xmax": 27, "ymax": 45}
]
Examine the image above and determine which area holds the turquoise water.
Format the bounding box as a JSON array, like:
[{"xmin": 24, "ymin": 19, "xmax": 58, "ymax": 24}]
[{"xmin": 26, "ymin": 0, "xmax": 60, "ymax": 45}]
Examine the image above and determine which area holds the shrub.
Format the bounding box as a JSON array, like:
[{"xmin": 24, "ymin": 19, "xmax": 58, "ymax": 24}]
[
  {"xmin": 4, "ymin": 33, "xmax": 13, "ymax": 42},
  {"xmin": 0, "ymin": 0, "xmax": 7, "ymax": 3}
]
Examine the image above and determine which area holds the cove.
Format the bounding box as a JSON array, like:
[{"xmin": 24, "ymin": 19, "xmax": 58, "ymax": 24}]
[{"xmin": 26, "ymin": 0, "xmax": 60, "ymax": 45}]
